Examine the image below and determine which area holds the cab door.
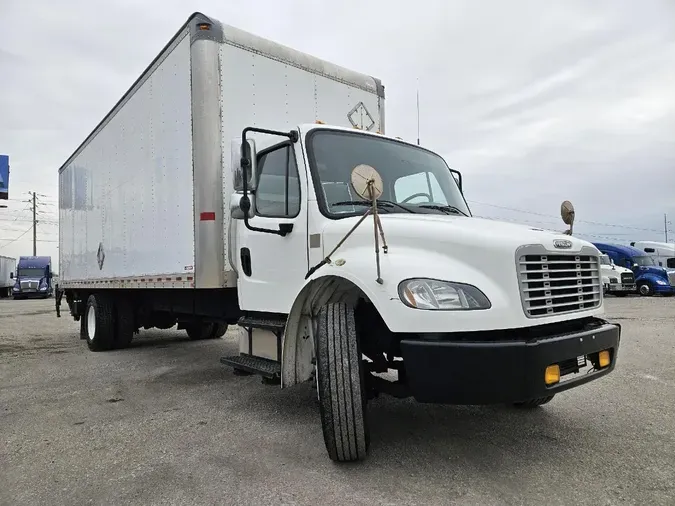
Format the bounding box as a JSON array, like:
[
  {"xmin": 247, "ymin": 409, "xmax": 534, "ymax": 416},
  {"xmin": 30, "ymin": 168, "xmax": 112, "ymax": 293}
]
[{"xmin": 235, "ymin": 141, "xmax": 309, "ymax": 314}]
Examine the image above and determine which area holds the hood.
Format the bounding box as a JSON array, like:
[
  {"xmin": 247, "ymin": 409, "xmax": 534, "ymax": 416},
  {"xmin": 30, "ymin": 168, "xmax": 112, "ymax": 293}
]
[
  {"xmin": 602, "ymin": 263, "xmax": 632, "ymax": 275},
  {"xmin": 635, "ymin": 265, "xmax": 668, "ymax": 278},
  {"xmin": 321, "ymin": 214, "xmax": 592, "ymax": 255}
]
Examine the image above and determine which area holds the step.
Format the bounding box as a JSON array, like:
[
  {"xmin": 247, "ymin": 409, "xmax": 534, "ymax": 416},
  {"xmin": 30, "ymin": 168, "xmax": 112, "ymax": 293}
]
[
  {"xmin": 238, "ymin": 315, "xmax": 287, "ymax": 331},
  {"xmin": 220, "ymin": 354, "xmax": 281, "ymax": 379}
]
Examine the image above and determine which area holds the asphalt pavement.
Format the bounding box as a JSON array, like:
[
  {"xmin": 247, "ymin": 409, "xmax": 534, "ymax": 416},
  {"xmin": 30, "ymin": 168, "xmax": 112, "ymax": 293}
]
[{"xmin": 1, "ymin": 296, "xmax": 673, "ymax": 505}]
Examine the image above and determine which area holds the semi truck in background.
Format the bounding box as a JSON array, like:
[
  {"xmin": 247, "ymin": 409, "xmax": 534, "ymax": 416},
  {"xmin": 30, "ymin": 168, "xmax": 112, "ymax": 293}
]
[
  {"xmin": 13, "ymin": 256, "xmax": 54, "ymax": 299},
  {"xmin": 593, "ymin": 243, "xmax": 674, "ymax": 296},
  {"xmin": 629, "ymin": 241, "xmax": 675, "ymax": 285},
  {"xmin": 599, "ymin": 254, "xmax": 636, "ymax": 296},
  {"xmin": 630, "ymin": 241, "xmax": 675, "ymax": 269},
  {"xmin": 55, "ymin": 12, "xmax": 621, "ymax": 462},
  {"xmin": 0, "ymin": 255, "xmax": 15, "ymax": 297}
]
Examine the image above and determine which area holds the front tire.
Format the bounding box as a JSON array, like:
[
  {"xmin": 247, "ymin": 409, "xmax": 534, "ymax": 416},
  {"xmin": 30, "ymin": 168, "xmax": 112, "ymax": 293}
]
[
  {"xmin": 513, "ymin": 395, "xmax": 555, "ymax": 408},
  {"xmin": 85, "ymin": 294, "xmax": 115, "ymax": 352},
  {"xmin": 638, "ymin": 281, "xmax": 653, "ymax": 296},
  {"xmin": 315, "ymin": 302, "xmax": 369, "ymax": 462}
]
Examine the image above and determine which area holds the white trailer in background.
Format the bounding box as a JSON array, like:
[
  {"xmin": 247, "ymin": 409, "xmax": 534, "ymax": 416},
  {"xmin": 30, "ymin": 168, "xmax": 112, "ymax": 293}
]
[
  {"xmin": 57, "ymin": 12, "xmax": 621, "ymax": 462},
  {"xmin": 0, "ymin": 255, "xmax": 15, "ymax": 297}
]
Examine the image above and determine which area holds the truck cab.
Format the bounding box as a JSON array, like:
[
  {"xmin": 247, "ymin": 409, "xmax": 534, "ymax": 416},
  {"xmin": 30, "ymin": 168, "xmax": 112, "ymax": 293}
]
[
  {"xmin": 593, "ymin": 243, "xmax": 673, "ymax": 296},
  {"xmin": 629, "ymin": 241, "xmax": 675, "ymax": 287},
  {"xmin": 13, "ymin": 256, "xmax": 53, "ymax": 299},
  {"xmin": 599, "ymin": 254, "xmax": 635, "ymax": 296}
]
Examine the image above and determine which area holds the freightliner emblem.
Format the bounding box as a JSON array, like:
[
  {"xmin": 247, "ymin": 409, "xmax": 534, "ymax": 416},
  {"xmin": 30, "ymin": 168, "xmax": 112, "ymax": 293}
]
[{"xmin": 553, "ymin": 239, "xmax": 573, "ymax": 249}]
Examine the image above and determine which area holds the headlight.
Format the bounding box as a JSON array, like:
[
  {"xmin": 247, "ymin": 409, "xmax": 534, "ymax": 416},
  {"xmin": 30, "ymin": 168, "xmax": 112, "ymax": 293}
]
[
  {"xmin": 656, "ymin": 279, "xmax": 668, "ymax": 285},
  {"xmin": 398, "ymin": 278, "xmax": 491, "ymax": 310}
]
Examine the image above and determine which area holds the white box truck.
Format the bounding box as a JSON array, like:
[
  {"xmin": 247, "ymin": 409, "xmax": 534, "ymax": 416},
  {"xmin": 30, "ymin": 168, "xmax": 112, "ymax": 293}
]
[
  {"xmin": 56, "ymin": 12, "xmax": 621, "ymax": 462},
  {"xmin": 0, "ymin": 255, "xmax": 15, "ymax": 297}
]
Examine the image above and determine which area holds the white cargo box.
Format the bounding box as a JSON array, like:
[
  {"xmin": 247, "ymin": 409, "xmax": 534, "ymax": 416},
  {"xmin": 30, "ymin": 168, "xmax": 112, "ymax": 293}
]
[
  {"xmin": 0, "ymin": 255, "xmax": 15, "ymax": 291},
  {"xmin": 58, "ymin": 12, "xmax": 384, "ymax": 290}
]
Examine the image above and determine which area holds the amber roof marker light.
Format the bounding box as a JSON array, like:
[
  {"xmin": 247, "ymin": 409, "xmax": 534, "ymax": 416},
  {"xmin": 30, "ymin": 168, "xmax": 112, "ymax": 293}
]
[{"xmin": 198, "ymin": 22, "xmax": 211, "ymax": 31}]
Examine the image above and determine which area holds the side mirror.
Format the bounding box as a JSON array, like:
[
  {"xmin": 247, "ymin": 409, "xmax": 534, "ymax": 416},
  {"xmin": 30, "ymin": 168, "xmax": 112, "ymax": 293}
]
[
  {"xmin": 230, "ymin": 192, "xmax": 255, "ymax": 220},
  {"xmin": 231, "ymin": 138, "xmax": 258, "ymax": 192},
  {"xmin": 450, "ymin": 168, "xmax": 463, "ymax": 192}
]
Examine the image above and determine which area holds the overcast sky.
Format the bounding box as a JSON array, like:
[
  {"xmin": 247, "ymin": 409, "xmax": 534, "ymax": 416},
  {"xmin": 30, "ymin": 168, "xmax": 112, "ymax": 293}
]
[{"xmin": 1, "ymin": 0, "xmax": 674, "ymax": 266}]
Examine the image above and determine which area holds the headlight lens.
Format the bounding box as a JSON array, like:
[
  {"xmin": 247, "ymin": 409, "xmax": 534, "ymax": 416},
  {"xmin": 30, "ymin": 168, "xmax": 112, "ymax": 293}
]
[{"xmin": 398, "ymin": 278, "xmax": 491, "ymax": 310}]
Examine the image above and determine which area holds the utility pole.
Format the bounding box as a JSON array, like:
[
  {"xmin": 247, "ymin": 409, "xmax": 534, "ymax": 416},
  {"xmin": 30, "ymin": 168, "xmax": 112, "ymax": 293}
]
[{"xmin": 32, "ymin": 191, "xmax": 37, "ymax": 255}]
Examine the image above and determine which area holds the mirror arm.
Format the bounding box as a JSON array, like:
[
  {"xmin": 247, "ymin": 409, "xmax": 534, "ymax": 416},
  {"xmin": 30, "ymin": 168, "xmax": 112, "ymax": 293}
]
[{"xmin": 239, "ymin": 126, "xmax": 299, "ymax": 237}]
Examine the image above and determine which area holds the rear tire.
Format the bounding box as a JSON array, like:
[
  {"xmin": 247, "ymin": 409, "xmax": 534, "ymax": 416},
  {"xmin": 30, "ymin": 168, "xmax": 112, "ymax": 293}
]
[
  {"xmin": 513, "ymin": 395, "xmax": 555, "ymax": 408},
  {"xmin": 211, "ymin": 323, "xmax": 228, "ymax": 338},
  {"xmin": 114, "ymin": 298, "xmax": 135, "ymax": 349},
  {"xmin": 315, "ymin": 302, "xmax": 369, "ymax": 462},
  {"xmin": 185, "ymin": 322, "xmax": 226, "ymax": 340},
  {"xmin": 85, "ymin": 294, "xmax": 115, "ymax": 352}
]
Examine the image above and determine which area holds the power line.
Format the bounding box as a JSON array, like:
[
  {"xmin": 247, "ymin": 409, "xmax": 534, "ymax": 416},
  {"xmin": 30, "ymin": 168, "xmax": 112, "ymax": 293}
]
[
  {"xmin": 468, "ymin": 200, "xmax": 665, "ymax": 233},
  {"xmin": 0, "ymin": 226, "xmax": 32, "ymax": 249}
]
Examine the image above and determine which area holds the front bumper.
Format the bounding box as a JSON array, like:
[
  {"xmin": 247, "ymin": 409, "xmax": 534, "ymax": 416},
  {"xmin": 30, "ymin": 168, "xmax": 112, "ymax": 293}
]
[
  {"xmin": 607, "ymin": 283, "xmax": 636, "ymax": 293},
  {"xmin": 652, "ymin": 283, "xmax": 674, "ymax": 294},
  {"xmin": 399, "ymin": 321, "xmax": 620, "ymax": 405},
  {"xmin": 13, "ymin": 290, "xmax": 50, "ymax": 299}
]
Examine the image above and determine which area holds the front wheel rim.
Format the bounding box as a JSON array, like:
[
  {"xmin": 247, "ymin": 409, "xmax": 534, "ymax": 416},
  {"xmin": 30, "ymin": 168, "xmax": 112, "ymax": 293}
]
[{"xmin": 87, "ymin": 305, "xmax": 96, "ymax": 340}]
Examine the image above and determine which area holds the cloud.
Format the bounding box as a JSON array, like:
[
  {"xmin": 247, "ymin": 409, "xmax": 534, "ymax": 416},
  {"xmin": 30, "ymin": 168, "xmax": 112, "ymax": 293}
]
[{"xmin": 1, "ymin": 0, "xmax": 674, "ymax": 263}]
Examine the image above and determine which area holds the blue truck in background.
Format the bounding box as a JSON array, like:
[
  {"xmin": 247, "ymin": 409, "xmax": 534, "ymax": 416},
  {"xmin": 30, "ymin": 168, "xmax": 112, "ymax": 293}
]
[
  {"xmin": 592, "ymin": 243, "xmax": 675, "ymax": 296},
  {"xmin": 12, "ymin": 256, "xmax": 54, "ymax": 299}
]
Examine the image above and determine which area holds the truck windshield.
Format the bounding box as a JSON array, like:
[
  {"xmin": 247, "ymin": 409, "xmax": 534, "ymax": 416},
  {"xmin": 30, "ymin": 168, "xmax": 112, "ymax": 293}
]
[
  {"xmin": 600, "ymin": 256, "xmax": 611, "ymax": 266},
  {"xmin": 634, "ymin": 256, "xmax": 656, "ymax": 267},
  {"xmin": 17, "ymin": 268, "xmax": 44, "ymax": 278},
  {"xmin": 306, "ymin": 130, "xmax": 470, "ymax": 218}
]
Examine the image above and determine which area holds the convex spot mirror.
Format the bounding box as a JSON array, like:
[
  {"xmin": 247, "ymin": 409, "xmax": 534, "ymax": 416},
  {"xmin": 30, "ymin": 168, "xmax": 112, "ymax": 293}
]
[
  {"xmin": 450, "ymin": 168, "xmax": 463, "ymax": 193},
  {"xmin": 350, "ymin": 164, "xmax": 384, "ymax": 201}
]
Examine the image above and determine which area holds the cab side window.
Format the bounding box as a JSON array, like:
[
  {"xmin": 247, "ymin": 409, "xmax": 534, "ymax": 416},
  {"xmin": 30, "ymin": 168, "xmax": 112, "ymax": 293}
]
[
  {"xmin": 667, "ymin": 258, "xmax": 675, "ymax": 269},
  {"xmin": 255, "ymin": 144, "xmax": 301, "ymax": 218}
]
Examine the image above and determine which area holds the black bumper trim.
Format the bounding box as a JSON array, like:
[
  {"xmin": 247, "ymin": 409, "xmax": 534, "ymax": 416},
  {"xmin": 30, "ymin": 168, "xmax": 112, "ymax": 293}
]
[{"xmin": 399, "ymin": 322, "xmax": 621, "ymax": 405}]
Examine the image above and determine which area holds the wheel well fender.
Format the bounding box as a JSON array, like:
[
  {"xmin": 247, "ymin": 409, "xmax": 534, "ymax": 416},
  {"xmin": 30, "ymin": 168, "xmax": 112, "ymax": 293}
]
[{"xmin": 281, "ymin": 274, "xmax": 385, "ymax": 388}]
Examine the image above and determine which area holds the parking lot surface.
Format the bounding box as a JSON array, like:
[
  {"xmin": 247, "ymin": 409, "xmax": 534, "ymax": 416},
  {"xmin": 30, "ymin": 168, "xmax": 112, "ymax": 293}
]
[{"xmin": 1, "ymin": 296, "xmax": 674, "ymax": 505}]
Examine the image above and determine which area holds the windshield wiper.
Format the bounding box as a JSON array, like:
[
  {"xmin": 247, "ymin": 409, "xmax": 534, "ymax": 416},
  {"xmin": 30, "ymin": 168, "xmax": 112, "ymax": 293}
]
[
  {"xmin": 332, "ymin": 200, "xmax": 415, "ymax": 214},
  {"xmin": 417, "ymin": 204, "xmax": 469, "ymax": 217}
]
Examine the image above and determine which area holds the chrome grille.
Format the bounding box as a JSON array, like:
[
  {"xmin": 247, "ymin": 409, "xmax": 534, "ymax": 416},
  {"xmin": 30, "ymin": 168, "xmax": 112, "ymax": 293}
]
[
  {"xmin": 19, "ymin": 280, "xmax": 38, "ymax": 291},
  {"xmin": 517, "ymin": 245, "xmax": 601, "ymax": 318}
]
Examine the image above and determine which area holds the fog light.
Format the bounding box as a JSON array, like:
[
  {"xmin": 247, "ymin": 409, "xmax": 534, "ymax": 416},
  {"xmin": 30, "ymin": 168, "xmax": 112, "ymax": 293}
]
[
  {"xmin": 545, "ymin": 364, "xmax": 560, "ymax": 385},
  {"xmin": 598, "ymin": 350, "xmax": 611, "ymax": 368}
]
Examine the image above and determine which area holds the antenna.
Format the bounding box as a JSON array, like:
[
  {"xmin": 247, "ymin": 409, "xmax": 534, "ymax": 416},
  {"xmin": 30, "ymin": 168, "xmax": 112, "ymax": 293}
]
[{"xmin": 416, "ymin": 78, "xmax": 420, "ymax": 146}]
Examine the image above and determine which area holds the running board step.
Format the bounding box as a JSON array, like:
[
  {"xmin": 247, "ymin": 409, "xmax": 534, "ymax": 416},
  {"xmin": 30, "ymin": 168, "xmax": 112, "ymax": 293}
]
[
  {"xmin": 220, "ymin": 355, "xmax": 281, "ymax": 379},
  {"xmin": 238, "ymin": 315, "xmax": 287, "ymax": 331}
]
